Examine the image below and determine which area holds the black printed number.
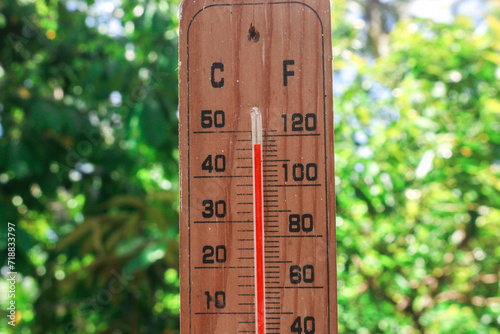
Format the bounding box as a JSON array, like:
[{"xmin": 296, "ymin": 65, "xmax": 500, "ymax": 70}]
[
  {"xmin": 202, "ymin": 155, "xmax": 226, "ymax": 173},
  {"xmin": 282, "ymin": 163, "xmax": 317, "ymax": 182},
  {"xmin": 289, "ymin": 265, "xmax": 315, "ymax": 284},
  {"xmin": 281, "ymin": 113, "xmax": 317, "ymax": 132},
  {"xmin": 204, "ymin": 291, "xmax": 226, "ymax": 309},
  {"xmin": 202, "ymin": 200, "xmax": 226, "ymax": 218},
  {"xmin": 201, "ymin": 110, "xmax": 225, "ymax": 128},
  {"xmin": 291, "ymin": 316, "xmax": 316, "ymax": 334},
  {"xmin": 288, "ymin": 214, "xmax": 314, "ymax": 233},
  {"xmin": 202, "ymin": 245, "xmax": 227, "ymax": 263}
]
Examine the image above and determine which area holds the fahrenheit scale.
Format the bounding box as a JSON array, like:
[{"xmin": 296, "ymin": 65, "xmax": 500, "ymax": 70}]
[{"xmin": 179, "ymin": 0, "xmax": 337, "ymax": 333}]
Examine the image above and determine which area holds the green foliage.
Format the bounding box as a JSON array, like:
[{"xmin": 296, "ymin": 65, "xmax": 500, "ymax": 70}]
[
  {"xmin": 0, "ymin": 0, "xmax": 499, "ymax": 333},
  {"xmin": 0, "ymin": 0, "xmax": 180, "ymax": 332},
  {"xmin": 333, "ymin": 3, "xmax": 500, "ymax": 332}
]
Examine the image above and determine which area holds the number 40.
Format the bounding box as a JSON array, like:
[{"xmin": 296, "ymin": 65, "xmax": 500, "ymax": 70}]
[{"xmin": 291, "ymin": 316, "xmax": 315, "ymax": 334}]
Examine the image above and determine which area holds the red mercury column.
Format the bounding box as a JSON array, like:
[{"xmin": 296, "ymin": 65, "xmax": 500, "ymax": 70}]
[{"xmin": 251, "ymin": 107, "xmax": 266, "ymax": 334}]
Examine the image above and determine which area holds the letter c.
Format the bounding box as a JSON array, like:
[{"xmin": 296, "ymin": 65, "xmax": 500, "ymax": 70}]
[{"xmin": 211, "ymin": 62, "xmax": 224, "ymax": 88}]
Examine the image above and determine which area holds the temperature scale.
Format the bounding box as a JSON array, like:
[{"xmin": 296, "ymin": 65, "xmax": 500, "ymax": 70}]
[{"xmin": 179, "ymin": 0, "xmax": 337, "ymax": 333}]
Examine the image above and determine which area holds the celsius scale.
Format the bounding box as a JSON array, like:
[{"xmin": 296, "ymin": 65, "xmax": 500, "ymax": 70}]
[{"xmin": 179, "ymin": 0, "xmax": 337, "ymax": 332}]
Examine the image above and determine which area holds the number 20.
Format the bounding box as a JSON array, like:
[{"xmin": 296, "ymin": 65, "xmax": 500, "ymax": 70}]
[{"xmin": 202, "ymin": 245, "xmax": 227, "ymax": 263}]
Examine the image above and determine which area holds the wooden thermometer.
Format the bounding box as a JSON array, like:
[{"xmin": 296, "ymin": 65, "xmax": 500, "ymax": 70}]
[{"xmin": 179, "ymin": 0, "xmax": 336, "ymax": 333}]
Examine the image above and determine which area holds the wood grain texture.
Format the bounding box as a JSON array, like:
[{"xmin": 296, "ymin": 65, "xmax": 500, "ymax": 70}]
[{"xmin": 179, "ymin": 0, "xmax": 336, "ymax": 332}]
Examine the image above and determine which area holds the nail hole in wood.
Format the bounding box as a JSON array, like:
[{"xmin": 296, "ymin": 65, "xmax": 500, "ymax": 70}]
[{"xmin": 248, "ymin": 23, "xmax": 260, "ymax": 43}]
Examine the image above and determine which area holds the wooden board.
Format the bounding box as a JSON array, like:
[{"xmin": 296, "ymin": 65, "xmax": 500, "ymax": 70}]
[{"xmin": 179, "ymin": 0, "xmax": 336, "ymax": 332}]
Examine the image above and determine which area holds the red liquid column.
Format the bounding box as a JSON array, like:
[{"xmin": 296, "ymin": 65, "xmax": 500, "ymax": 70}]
[{"xmin": 251, "ymin": 108, "xmax": 265, "ymax": 334}]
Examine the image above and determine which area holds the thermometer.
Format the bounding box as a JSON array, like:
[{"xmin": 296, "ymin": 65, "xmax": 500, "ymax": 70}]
[{"xmin": 179, "ymin": 0, "xmax": 337, "ymax": 333}]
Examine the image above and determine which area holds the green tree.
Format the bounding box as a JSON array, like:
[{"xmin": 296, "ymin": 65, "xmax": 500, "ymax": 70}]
[
  {"xmin": 1, "ymin": 0, "xmax": 181, "ymax": 332},
  {"xmin": 333, "ymin": 2, "xmax": 500, "ymax": 332}
]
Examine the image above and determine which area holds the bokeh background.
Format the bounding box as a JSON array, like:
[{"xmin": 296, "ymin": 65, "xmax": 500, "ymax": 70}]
[{"xmin": 0, "ymin": 0, "xmax": 499, "ymax": 333}]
